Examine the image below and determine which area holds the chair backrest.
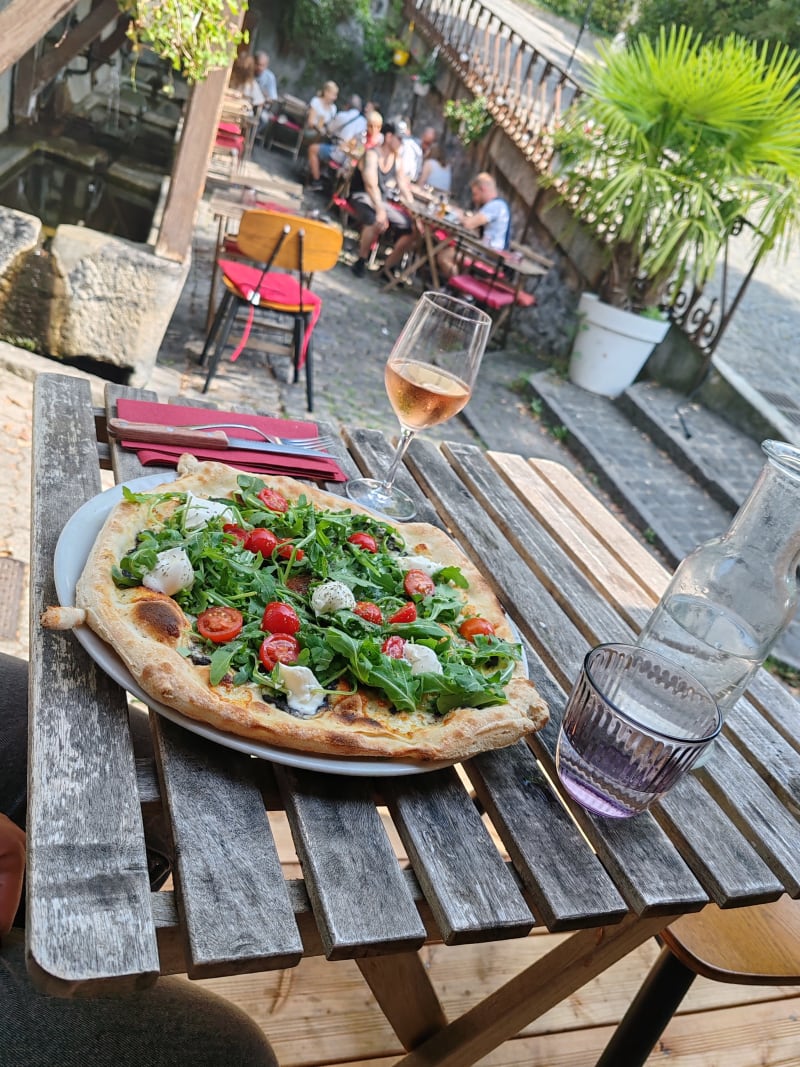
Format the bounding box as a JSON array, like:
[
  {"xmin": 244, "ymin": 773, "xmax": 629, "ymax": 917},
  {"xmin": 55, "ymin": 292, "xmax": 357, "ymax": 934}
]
[{"xmin": 236, "ymin": 209, "xmax": 343, "ymax": 274}]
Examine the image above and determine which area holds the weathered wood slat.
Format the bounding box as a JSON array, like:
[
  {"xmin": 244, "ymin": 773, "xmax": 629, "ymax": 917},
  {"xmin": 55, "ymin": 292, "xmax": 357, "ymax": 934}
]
[
  {"xmin": 275, "ymin": 766, "xmax": 427, "ymax": 959},
  {"xmin": 654, "ymin": 772, "xmax": 784, "ymax": 906},
  {"xmin": 384, "ymin": 766, "xmax": 534, "ymax": 944},
  {"xmin": 406, "ymin": 438, "xmax": 708, "ymax": 916},
  {"xmin": 404, "ymin": 441, "xmax": 587, "ymax": 683},
  {"xmin": 28, "ymin": 375, "xmax": 159, "ymax": 994},
  {"xmin": 466, "ymin": 742, "xmax": 628, "ymax": 930},
  {"xmin": 449, "ymin": 443, "xmax": 637, "ymax": 640},
  {"xmin": 106, "ymin": 384, "xmax": 307, "ymax": 975},
  {"xmin": 698, "ymin": 736, "xmax": 800, "ymax": 896},
  {"xmin": 485, "ymin": 450, "xmax": 653, "ymax": 630},
  {"xmin": 345, "ymin": 428, "xmax": 443, "ymax": 527},
  {"xmin": 153, "ymin": 720, "xmax": 303, "ymax": 977},
  {"xmin": 523, "ymin": 456, "xmax": 668, "ymax": 599}
]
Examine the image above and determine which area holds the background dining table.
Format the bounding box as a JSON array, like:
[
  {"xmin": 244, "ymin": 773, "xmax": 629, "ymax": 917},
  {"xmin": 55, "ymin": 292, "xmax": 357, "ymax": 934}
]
[{"xmin": 28, "ymin": 373, "xmax": 800, "ymax": 1065}]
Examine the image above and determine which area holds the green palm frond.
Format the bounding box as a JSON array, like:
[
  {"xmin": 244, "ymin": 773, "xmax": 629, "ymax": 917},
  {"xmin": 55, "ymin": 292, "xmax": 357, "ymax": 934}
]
[{"xmin": 547, "ymin": 25, "xmax": 800, "ymax": 310}]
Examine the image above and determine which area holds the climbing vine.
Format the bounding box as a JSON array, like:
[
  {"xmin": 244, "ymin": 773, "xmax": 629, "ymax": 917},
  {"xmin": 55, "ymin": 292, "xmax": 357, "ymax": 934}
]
[{"xmin": 118, "ymin": 0, "xmax": 248, "ymax": 84}]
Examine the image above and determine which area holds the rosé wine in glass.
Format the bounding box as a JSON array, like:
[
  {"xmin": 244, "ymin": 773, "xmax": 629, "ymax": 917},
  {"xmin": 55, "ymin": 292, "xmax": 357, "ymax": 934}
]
[
  {"xmin": 384, "ymin": 360, "xmax": 472, "ymax": 432},
  {"xmin": 345, "ymin": 292, "xmax": 490, "ymax": 520}
]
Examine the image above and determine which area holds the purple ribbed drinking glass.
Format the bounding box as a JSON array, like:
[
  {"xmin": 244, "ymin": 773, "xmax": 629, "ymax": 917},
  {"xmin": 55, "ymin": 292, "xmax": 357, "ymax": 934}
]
[{"xmin": 556, "ymin": 642, "xmax": 721, "ymax": 818}]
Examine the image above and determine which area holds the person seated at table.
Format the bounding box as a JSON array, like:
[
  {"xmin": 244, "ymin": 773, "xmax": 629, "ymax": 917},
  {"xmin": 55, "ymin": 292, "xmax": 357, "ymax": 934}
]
[
  {"xmin": 304, "ymin": 81, "xmax": 339, "ymax": 145},
  {"xmin": 436, "ymin": 171, "xmax": 511, "ymax": 280},
  {"xmin": 254, "ymin": 50, "xmax": 278, "ymax": 104},
  {"xmin": 307, "ymin": 93, "xmax": 367, "ymax": 190},
  {"xmin": 363, "ymin": 108, "xmax": 384, "ymax": 150},
  {"xmin": 349, "ymin": 121, "xmax": 414, "ymax": 278},
  {"xmin": 0, "ymin": 652, "xmax": 279, "ymax": 1067},
  {"xmin": 418, "ymin": 126, "xmax": 438, "ymax": 160},
  {"xmin": 228, "ymin": 54, "xmax": 266, "ymax": 110},
  {"xmin": 417, "ymin": 144, "xmax": 452, "ymax": 195},
  {"xmin": 394, "ymin": 118, "xmax": 424, "ymax": 183}
]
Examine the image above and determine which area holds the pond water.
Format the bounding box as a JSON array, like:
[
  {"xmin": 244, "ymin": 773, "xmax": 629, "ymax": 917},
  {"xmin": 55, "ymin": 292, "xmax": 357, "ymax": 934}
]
[{"xmin": 0, "ymin": 150, "xmax": 159, "ymax": 243}]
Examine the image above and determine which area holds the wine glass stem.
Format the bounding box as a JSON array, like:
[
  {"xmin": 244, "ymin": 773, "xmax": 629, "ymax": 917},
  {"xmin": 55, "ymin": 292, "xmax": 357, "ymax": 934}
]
[{"xmin": 383, "ymin": 429, "xmax": 416, "ymax": 491}]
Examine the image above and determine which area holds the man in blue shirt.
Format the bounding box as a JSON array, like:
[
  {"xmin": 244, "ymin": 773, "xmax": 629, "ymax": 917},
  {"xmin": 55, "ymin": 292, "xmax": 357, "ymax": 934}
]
[
  {"xmin": 254, "ymin": 52, "xmax": 278, "ymax": 102},
  {"xmin": 436, "ymin": 171, "xmax": 511, "ymax": 279}
]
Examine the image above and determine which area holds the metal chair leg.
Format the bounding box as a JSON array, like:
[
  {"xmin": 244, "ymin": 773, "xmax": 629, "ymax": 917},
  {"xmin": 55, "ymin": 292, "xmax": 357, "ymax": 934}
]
[
  {"xmin": 200, "ymin": 290, "xmax": 233, "ymax": 367},
  {"xmin": 595, "ymin": 945, "xmax": 697, "ymax": 1067},
  {"xmin": 202, "ymin": 296, "xmax": 241, "ymax": 394},
  {"xmin": 305, "ymin": 331, "xmax": 314, "ymax": 413},
  {"xmin": 292, "ymin": 316, "xmax": 303, "ymax": 385}
]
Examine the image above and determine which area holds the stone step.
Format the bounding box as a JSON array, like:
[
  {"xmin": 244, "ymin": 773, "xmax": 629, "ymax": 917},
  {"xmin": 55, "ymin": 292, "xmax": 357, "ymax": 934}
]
[
  {"xmin": 528, "ymin": 370, "xmax": 800, "ymax": 671},
  {"xmin": 528, "ymin": 370, "xmax": 732, "ymax": 566},
  {"xmin": 618, "ymin": 381, "xmax": 766, "ymax": 513}
]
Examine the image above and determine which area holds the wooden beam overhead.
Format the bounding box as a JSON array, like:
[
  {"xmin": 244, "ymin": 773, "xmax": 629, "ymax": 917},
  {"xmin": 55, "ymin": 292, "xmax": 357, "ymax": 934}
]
[
  {"xmin": 32, "ymin": 0, "xmax": 120, "ymax": 93},
  {"xmin": 155, "ymin": 67, "xmax": 232, "ymax": 262},
  {"xmin": 0, "ymin": 0, "xmax": 80, "ymax": 75}
]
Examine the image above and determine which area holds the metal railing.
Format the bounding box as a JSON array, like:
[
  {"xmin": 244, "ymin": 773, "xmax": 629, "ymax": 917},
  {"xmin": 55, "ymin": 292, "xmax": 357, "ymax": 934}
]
[{"xmin": 406, "ymin": 0, "xmax": 582, "ymax": 170}]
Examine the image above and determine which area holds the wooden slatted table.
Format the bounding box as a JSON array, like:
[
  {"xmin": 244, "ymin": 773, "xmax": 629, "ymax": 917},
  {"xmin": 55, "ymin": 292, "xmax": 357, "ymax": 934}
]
[{"xmin": 28, "ymin": 373, "xmax": 800, "ymax": 1064}]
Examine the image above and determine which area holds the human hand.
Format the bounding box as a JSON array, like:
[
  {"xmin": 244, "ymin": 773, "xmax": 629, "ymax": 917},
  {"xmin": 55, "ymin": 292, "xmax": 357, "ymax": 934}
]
[
  {"xmin": 0, "ymin": 815, "xmax": 25, "ymax": 937},
  {"xmin": 376, "ymin": 209, "xmax": 389, "ymax": 232}
]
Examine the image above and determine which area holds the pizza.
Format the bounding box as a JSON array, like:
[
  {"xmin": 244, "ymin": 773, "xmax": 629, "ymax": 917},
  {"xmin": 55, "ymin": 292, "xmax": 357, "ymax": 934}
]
[{"xmin": 47, "ymin": 455, "xmax": 548, "ymax": 762}]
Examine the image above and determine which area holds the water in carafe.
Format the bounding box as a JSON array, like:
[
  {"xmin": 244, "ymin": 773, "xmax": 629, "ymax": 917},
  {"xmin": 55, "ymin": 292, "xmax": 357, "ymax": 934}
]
[{"xmin": 637, "ymin": 440, "xmax": 800, "ymax": 723}]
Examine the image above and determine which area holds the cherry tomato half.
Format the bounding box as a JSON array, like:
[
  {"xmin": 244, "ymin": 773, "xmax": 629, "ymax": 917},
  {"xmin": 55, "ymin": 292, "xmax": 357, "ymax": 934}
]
[
  {"xmin": 389, "ymin": 602, "xmax": 417, "ymax": 624},
  {"xmin": 403, "ymin": 569, "xmax": 435, "ymax": 598},
  {"xmin": 257, "ymin": 487, "xmax": 289, "ymax": 513},
  {"xmin": 259, "ymin": 633, "xmax": 300, "ymax": 671},
  {"xmin": 459, "ymin": 617, "xmax": 496, "ymax": 642},
  {"xmin": 276, "ymin": 539, "xmax": 305, "ymax": 561},
  {"xmin": 348, "ymin": 532, "xmax": 378, "ymax": 553},
  {"xmin": 382, "ymin": 635, "xmax": 406, "ymax": 659},
  {"xmin": 354, "ymin": 601, "xmax": 382, "ymax": 624},
  {"xmin": 197, "ymin": 606, "xmax": 244, "ymax": 643},
  {"xmin": 222, "ymin": 523, "xmax": 248, "ymax": 544},
  {"xmin": 245, "ymin": 528, "xmax": 278, "ymax": 557},
  {"xmin": 262, "ymin": 601, "xmax": 301, "ymax": 635}
]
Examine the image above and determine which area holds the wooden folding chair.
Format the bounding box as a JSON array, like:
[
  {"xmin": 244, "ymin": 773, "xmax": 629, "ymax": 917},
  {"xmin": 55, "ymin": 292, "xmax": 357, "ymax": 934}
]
[
  {"xmin": 199, "ymin": 209, "xmax": 342, "ymax": 412},
  {"xmin": 596, "ymin": 896, "xmax": 800, "ymax": 1065}
]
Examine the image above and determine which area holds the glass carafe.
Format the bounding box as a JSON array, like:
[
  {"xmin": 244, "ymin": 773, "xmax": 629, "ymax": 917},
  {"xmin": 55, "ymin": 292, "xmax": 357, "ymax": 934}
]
[{"xmin": 637, "ymin": 440, "xmax": 800, "ymax": 716}]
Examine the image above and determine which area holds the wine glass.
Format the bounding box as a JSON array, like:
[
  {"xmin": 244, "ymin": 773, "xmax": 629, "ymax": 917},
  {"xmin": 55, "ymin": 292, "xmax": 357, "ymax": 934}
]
[{"xmin": 345, "ymin": 291, "xmax": 491, "ymax": 521}]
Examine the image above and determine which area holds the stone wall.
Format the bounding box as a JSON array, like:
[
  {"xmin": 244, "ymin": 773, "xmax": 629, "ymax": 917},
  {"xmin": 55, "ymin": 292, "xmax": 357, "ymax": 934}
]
[{"xmin": 0, "ymin": 206, "xmax": 188, "ymax": 385}]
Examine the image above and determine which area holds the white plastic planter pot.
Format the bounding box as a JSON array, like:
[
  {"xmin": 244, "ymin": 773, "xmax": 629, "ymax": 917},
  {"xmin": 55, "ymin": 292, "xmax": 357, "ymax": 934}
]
[{"xmin": 569, "ymin": 293, "xmax": 670, "ymax": 398}]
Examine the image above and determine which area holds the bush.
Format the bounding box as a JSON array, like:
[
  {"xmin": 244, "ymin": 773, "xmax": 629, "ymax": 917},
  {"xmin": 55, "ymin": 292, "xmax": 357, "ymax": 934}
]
[
  {"xmin": 632, "ymin": 0, "xmax": 800, "ymax": 53},
  {"xmin": 532, "ymin": 0, "xmax": 635, "ymax": 36}
]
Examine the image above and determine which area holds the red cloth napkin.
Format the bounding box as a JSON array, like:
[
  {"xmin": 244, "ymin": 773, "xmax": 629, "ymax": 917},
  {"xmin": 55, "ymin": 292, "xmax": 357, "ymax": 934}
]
[{"xmin": 115, "ymin": 399, "xmax": 346, "ymax": 482}]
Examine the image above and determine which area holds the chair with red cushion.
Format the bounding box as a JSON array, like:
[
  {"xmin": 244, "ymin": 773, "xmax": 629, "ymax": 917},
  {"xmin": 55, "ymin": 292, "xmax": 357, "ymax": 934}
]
[
  {"xmin": 199, "ymin": 209, "xmax": 343, "ymax": 411},
  {"xmin": 447, "ymin": 241, "xmax": 551, "ymax": 345}
]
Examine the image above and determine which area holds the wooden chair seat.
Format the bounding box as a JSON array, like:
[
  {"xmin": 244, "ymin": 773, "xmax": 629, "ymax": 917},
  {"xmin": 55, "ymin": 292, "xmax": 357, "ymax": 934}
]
[
  {"xmin": 597, "ymin": 896, "xmax": 800, "ymax": 1066},
  {"xmin": 665, "ymin": 897, "xmax": 800, "ymax": 983}
]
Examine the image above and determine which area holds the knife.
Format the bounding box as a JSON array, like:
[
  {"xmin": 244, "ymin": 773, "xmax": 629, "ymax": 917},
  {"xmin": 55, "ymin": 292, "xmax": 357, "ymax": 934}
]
[{"xmin": 107, "ymin": 419, "xmax": 332, "ymax": 460}]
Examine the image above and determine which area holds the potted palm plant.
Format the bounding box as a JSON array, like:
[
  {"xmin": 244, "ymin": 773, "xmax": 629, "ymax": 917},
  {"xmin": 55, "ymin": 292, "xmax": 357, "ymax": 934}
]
[{"xmin": 547, "ymin": 27, "xmax": 800, "ymax": 397}]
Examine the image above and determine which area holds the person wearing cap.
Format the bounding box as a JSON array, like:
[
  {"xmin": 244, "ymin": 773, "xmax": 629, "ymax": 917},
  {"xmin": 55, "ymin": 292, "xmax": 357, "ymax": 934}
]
[
  {"xmin": 349, "ymin": 121, "xmax": 414, "ymax": 278},
  {"xmin": 307, "ymin": 94, "xmax": 367, "ymax": 190}
]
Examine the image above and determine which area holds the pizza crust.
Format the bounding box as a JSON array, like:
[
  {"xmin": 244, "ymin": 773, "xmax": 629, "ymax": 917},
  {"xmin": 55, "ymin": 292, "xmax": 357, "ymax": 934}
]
[{"xmin": 72, "ymin": 455, "xmax": 548, "ymax": 761}]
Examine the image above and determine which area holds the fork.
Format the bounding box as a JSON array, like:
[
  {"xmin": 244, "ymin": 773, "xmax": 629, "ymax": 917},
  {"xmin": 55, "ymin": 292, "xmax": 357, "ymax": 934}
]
[{"xmin": 162, "ymin": 422, "xmax": 338, "ymax": 453}]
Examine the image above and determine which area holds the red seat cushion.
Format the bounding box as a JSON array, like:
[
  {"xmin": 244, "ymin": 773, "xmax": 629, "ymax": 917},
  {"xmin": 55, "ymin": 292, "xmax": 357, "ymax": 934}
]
[
  {"xmin": 218, "ymin": 121, "xmax": 242, "ymax": 135},
  {"xmin": 447, "ymin": 274, "xmax": 515, "ymax": 310},
  {"xmin": 219, "ymin": 261, "xmax": 322, "ymax": 367}
]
